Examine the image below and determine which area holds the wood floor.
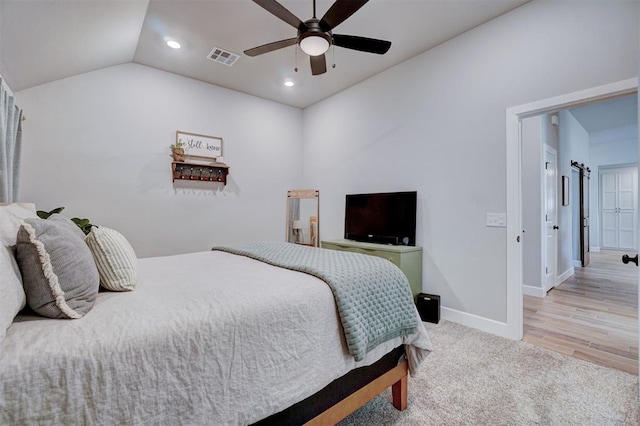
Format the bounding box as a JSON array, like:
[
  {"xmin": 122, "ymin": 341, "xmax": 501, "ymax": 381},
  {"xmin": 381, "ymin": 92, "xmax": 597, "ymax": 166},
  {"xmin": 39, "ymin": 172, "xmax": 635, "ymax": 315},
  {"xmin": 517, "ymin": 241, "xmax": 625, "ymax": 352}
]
[{"xmin": 523, "ymin": 250, "xmax": 639, "ymax": 375}]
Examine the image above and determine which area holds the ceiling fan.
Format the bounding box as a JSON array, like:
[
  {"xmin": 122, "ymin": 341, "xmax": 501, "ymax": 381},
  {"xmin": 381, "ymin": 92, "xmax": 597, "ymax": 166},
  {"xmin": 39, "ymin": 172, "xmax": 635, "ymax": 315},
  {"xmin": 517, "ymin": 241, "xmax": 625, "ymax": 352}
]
[{"xmin": 244, "ymin": 0, "xmax": 391, "ymax": 76}]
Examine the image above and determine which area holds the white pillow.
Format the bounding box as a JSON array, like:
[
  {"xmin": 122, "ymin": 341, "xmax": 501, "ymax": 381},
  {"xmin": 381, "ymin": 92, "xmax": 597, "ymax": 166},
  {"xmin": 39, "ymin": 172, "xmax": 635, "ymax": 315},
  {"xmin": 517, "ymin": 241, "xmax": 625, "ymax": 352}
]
[
  {"xmin": 85, "ymin": 226, "xmax": 137, "ymax": 291},
  {"xmin": 0, "ymin": 203, "xmax": 37, "ymax": 246},
  {"xmin": 0, "ymin": 203, "xmax": 36, "ymax": 343},
  {"xmin": 0, "ymin": 246, "xmax": 25, "ymax": 342}
]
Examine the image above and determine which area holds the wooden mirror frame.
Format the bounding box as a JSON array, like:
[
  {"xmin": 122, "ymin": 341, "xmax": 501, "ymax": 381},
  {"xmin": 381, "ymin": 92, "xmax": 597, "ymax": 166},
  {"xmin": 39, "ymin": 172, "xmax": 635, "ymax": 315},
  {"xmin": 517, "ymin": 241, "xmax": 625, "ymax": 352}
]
[{"xmin": 286, "ymin": 189, "xmax": 320, "ymax": 247}]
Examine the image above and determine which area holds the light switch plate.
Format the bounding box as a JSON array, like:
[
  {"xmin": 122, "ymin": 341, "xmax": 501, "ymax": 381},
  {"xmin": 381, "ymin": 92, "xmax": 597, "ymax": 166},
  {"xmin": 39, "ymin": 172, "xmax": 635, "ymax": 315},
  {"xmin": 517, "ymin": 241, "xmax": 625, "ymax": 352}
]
[{"xmin": 486, "ymin": 213, "xmax": 506, "ymax": 227}]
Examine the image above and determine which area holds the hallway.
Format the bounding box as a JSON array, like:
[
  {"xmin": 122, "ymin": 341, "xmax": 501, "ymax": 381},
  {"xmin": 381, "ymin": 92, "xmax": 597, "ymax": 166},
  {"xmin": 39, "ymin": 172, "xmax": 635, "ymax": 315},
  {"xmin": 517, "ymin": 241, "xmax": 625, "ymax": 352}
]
[{"xmin": 523, "ymin": 250, "xmax": 638, "ymax": 375}]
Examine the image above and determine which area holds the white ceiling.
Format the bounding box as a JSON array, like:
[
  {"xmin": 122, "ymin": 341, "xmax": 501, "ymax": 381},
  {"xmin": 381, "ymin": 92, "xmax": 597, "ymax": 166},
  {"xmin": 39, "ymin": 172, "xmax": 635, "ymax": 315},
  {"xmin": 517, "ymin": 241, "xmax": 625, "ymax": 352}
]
[
  {"xmin": 569, "ymin": 94, "xmax": 638, "ymax": 134},
  {"xmin": 1, "ymin": 0, "xmax": 530, "ymax": 109}
]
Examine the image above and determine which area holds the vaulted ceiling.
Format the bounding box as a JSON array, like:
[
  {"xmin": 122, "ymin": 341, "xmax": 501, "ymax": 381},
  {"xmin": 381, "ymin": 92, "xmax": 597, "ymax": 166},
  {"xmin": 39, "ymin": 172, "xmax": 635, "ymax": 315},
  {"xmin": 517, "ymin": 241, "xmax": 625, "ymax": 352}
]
[{"xmin": 1, "ymin": 0, "xmax": 530, "ymax": 108}]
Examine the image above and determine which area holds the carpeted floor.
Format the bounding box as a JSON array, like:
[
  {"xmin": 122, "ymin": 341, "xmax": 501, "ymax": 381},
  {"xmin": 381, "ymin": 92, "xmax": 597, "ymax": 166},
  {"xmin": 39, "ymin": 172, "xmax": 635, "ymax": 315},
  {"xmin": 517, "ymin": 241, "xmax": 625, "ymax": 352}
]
[{"xmin": 340, "ymin": 320, "xmax": 639, "ymax": 425}]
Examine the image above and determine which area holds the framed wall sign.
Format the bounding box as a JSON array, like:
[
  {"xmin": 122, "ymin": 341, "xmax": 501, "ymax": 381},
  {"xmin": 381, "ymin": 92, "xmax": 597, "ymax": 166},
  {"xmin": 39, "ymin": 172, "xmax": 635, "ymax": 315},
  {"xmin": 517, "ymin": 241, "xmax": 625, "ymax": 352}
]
[{"xmin": 176, "ymin": 131, "xmax": 223, "ymax": 159}]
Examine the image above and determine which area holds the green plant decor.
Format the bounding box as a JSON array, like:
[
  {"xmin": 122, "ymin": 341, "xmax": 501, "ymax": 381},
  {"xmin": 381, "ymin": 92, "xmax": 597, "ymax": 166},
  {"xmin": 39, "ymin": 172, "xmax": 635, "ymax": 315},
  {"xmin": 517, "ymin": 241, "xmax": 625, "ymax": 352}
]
[
  {"xmin": 36, "ymin": 207, "xmax": 95, "ymax": 235},
  {"xmin": 36, "ymin": 207, "xmax": 64, "ymax": 219}
]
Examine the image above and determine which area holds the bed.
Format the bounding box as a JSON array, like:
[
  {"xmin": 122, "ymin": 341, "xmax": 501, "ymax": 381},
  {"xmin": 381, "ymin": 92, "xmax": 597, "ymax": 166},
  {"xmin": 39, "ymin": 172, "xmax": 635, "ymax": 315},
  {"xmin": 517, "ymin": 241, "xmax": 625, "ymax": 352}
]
[{"xmin": 0, "ymin": 211, "xmax": 432, "ymax": 425}]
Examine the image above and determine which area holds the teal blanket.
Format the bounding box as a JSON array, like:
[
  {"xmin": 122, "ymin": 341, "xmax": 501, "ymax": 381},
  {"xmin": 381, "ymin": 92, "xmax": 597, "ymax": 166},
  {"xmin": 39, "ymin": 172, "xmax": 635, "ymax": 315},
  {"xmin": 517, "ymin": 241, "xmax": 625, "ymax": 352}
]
[{"xmin": 211, "ymin": 241, "xmax": 418, "ymax": 361}]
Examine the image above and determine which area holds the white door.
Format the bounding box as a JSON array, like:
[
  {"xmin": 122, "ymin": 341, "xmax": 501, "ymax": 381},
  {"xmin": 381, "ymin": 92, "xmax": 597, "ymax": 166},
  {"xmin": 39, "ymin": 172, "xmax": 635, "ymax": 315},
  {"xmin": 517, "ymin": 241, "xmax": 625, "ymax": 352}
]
[
  {"xmin": 601, "ymin": 167, "xmax": 638, "ymax": 250},
  {"xmin": 544, "ymin": 147, "xmax": 558, "ymax": 291}
]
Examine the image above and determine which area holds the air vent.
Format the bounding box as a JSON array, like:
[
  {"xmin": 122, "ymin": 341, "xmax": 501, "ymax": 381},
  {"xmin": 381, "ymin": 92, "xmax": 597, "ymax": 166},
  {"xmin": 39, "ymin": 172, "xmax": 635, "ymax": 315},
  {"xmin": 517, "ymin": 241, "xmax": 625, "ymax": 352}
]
[{"xmin": 207, "ymin": 47, "xmax": 240, "ymax": 66}]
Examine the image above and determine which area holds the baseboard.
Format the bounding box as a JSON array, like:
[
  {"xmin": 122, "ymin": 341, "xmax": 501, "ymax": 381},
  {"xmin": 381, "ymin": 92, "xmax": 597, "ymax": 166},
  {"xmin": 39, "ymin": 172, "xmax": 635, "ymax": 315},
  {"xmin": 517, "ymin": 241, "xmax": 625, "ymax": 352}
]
[
  {"xmin": 522, "ymin": 268, "xmax": 574, "ymax": 300},
  {"xmin": 523, "ymin": 285, "xmax": 546, "ymax": 298},
  {"xmin": 441, "ymin": 307, "xmax": 509, "ymax": 339},
  {"xmin": 557, "ymin": 267, "xmax": 574, "ymax": 285},
  {"xmin": 590, "ymin": 247, "xmax": 600, "ymax": 253}
]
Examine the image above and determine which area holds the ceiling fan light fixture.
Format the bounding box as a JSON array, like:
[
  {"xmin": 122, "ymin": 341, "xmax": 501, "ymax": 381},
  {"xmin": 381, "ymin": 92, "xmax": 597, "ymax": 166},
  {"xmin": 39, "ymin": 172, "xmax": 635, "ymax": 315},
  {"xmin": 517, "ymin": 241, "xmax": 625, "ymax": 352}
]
[
  {"xmin": 244, "ymin": 0, "xmax": 391, "ymax": 75},
  {"xmin": 300, "ymin": 35, "xmax": 330, "ymax": 56}
]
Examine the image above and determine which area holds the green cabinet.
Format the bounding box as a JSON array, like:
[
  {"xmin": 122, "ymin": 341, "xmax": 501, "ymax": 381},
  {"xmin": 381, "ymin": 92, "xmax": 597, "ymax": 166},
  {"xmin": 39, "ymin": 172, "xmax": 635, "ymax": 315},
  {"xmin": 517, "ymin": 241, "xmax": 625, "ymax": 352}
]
[{"xmin": 321, "ymin": 239, "xmax": 423, "ymax": 299}]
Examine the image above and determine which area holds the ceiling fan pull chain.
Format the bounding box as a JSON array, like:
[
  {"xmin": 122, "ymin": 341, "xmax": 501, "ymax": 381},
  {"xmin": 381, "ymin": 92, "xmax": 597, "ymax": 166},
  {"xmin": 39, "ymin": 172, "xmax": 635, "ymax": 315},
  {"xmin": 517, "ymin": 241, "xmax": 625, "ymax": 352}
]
[
  {"xmin": 332, "ymin": 44, "xmax": 336, "ymax": 69},
  {"xmin": 294, "ymin": 45, "xmax": 299, "ymax": 72}
]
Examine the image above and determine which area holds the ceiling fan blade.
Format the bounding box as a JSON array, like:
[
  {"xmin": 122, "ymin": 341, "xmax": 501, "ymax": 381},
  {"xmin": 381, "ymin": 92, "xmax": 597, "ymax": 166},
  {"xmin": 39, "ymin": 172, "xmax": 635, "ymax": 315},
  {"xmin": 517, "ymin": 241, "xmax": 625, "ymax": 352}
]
[
  {"xmin": 244, "ymin": 38, "xmax": 298, "ymax": 57},
  {"xmin": 253, "ymin": 0, "xmax": 305, "ymax": 30},
  {"xmin": 319, "ymin": 0, "xmax": 369, "ymax": 31},
  {"xmin": 310, "ymin": 54, "xmax": 327, "ymax": 75},
  {"xmin": 332, "ymin": 34, "xmax": 391, "ymax": 54}
]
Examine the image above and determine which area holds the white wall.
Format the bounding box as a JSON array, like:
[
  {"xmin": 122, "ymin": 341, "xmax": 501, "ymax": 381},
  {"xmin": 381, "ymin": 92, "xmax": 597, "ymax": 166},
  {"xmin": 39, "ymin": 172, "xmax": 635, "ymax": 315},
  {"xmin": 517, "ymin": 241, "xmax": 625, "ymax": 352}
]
[
  {"xmin": 16, "ymin": 64, "xmax": 303, "ymax": 257},
  {"xmin": 522, "ymin": 116, "xmax": 543, "ymax": 291},
  {"xmin": 589, "ymin": 124, "xmax": 638, "ymax": 249},
  {"xmin": 301, "ymin": 1, "xmax": 638, "ymax": 324}
]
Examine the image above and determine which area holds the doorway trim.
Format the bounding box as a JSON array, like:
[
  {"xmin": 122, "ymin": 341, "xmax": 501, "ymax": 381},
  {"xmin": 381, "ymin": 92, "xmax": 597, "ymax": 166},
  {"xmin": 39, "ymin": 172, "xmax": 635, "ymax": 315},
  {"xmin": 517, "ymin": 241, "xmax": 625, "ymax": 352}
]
[{"xmin": 505, "ymin": 77, "xmax": 638, "ymax": 340}]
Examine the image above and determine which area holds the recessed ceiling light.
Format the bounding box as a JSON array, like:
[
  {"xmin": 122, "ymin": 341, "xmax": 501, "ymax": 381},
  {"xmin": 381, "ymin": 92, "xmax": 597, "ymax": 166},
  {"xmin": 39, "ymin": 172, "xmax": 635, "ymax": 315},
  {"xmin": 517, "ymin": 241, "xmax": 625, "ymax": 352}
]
[
  {"xmin": 284, "ymin": 80, "xmax": 295, "ymax": 87},
  {"xmin": 167, "ymin": 40, "xmax": 181, "ymax": 49}
]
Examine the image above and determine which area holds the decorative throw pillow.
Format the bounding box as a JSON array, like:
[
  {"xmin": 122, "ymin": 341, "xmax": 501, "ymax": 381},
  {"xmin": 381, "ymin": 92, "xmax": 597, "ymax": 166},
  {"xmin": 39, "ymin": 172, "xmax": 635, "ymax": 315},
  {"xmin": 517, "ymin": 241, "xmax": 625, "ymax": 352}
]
[
  {"xmin": 0, "ymin": 203, "xmax": 36, "ymax": 343},
  {"xmin": 15, "ymin": 216, "xmax": 99, "ymax": 319},
  {"xmin": 85, "ymin": 226, "xmax": 137, "ymax": 291}
]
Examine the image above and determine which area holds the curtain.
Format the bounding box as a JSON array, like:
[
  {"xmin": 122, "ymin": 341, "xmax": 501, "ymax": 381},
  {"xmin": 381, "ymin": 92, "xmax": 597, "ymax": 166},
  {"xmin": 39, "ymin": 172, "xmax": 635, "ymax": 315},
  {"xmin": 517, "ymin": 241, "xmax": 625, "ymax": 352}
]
[{"xmin": 0, "ymin": 78, "xmax": 22, "ymax": 203}]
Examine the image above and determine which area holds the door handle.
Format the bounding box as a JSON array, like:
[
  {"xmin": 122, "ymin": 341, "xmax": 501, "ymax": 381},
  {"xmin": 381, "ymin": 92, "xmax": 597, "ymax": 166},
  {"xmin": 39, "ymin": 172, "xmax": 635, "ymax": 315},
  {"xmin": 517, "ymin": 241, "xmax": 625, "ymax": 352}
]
[
  {"xmin": 622, "ymin": 254, "xmax": 638, "ymax": 266},
  {"xmin": 552, "ymin": 225, "xmax": 559, "ymax": 230}
]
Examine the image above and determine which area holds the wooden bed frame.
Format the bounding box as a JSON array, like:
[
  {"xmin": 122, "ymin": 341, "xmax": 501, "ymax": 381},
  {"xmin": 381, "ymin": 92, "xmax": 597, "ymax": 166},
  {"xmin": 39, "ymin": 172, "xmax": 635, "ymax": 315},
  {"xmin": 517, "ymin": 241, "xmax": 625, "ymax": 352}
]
[
  {"xmin": 253, "ymin": 346, "xmax": 408, "ymax": 425},
  {"xmin": 307, "ymin": 360, "xmax": 408, "ymax": 425}
]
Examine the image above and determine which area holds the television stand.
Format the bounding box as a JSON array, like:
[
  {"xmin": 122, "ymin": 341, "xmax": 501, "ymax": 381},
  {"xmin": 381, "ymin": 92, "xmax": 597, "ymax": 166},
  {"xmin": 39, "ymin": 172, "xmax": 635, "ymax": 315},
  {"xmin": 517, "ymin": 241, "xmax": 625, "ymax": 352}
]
[{"xmin": 320, "ymin": 239, "xmax": 422, "ymax": 299}]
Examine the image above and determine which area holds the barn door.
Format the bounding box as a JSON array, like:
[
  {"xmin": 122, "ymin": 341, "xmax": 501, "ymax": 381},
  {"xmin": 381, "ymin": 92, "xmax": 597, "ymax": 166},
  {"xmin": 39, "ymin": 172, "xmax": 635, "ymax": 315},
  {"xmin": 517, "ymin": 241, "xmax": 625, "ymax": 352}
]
[
  {"xmin": 580, "ymin": 168, "xmax": 590, "ymax": 267},
  {"xmin": 572, "ymin": 161, "xmax": 591, "ymax": 267}
]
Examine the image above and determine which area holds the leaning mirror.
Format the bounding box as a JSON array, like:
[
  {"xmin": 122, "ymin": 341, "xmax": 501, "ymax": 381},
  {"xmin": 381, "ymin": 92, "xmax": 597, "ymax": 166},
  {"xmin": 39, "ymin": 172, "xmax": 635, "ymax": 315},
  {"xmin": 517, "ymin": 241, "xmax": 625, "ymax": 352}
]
[{"xmin": 286, "ymin": 189, "xmax": 319, "ymax": 247}]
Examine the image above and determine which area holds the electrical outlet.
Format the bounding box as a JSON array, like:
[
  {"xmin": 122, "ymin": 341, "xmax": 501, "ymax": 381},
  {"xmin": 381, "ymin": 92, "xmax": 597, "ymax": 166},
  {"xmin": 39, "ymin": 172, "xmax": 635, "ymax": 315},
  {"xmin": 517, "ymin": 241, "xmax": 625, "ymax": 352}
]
[{"xmin": 486, "ymin": 213, "xmax": 507, "ymax": 227}]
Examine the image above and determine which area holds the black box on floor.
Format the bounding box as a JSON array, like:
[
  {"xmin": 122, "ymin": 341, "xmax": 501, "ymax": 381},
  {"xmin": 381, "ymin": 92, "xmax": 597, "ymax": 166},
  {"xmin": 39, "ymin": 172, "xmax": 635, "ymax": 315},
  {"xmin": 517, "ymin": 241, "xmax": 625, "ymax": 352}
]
[{"xmin": 416, "ymin": 293, "xmax": 440, "ymax": 324}]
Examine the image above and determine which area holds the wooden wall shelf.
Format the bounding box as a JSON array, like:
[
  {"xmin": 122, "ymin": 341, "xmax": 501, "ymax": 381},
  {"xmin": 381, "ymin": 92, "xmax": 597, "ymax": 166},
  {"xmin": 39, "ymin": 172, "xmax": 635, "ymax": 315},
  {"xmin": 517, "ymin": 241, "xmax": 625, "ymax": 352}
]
[{"xmin": 172, "ymin": 161, "xmax": 229, "ymax": 185}]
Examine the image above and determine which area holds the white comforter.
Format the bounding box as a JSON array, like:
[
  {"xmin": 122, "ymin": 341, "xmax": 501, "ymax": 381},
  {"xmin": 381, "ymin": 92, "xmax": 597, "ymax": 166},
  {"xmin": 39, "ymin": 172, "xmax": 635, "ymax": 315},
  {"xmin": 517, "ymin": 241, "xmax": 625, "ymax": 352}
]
[{"xmin": 0, "ymin": 251, "xmax": 432, "ymax": 425}]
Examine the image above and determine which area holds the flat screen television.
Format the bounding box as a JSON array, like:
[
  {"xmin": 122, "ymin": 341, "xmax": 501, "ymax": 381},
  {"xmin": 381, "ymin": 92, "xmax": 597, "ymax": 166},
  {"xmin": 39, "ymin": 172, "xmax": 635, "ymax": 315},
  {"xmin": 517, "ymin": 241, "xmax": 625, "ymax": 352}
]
[{"xmin": 344, "ymin": 191, "xmax": 417, "ymax": 246}]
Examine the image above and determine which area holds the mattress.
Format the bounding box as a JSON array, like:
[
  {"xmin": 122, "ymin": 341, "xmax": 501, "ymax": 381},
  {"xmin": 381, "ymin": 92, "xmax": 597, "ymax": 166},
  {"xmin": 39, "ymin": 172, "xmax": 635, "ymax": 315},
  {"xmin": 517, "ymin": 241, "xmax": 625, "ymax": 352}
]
[{"xmin": 0, "ymin": 250, "xmax": 432, "ymax": 425}]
